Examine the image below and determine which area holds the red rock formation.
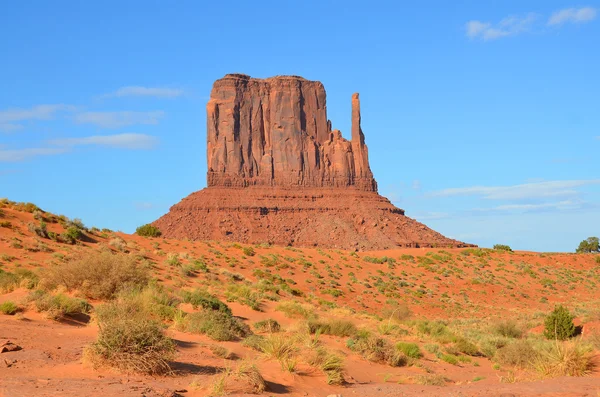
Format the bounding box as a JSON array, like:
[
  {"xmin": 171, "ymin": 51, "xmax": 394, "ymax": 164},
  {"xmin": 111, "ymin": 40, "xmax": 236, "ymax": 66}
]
[
  {"xmin": 154, "ymin": 74, "xmax": 472, "ymax": 250},
  {"xmin": 206, "ymin": 74, "xmax": 376, "ymax": 191}
]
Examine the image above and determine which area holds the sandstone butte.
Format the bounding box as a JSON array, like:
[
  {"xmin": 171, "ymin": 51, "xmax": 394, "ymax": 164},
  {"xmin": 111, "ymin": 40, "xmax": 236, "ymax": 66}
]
[{"xmin": 154, "ymin": 74, "xmax": 472, "ymax": 250}]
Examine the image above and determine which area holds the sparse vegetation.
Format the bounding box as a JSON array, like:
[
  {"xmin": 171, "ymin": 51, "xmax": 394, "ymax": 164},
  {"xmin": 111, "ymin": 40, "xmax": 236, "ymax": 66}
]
[
  {"xmin": 41, "ymin": 251, "xmax": 149, "ymax": 300},
  {"xmin": 185, "ymin": 310, "xmax": 251, "ymax": 341},
  {"xmin": 0, "ymin": 300, "xmax": 19, "ymax": 315},
  {"xmin": 135, "ymin": 224, "xmax": 162, "ymax": 237},
  {"xmin": 85, "ymin": 298, "xmax": 175, "ymax": 375}
]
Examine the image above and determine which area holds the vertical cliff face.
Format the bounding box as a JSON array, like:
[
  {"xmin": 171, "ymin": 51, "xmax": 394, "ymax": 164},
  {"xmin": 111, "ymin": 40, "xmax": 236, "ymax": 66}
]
[
  {"xmin": 153, "ymin": 73, "xmax": 474, "ymax": 250},
  {"xmin": 206, "ymin": 74, "xmax": 377, "ymax": 191}
]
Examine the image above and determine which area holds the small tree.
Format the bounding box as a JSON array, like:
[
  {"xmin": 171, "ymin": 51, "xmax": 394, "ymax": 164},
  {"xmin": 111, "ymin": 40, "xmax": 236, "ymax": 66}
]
[
  {"xmin": 543, "ymin": 305, "xmax": 576, "ymax": 340},
  {"xmin": 136, "ymin": 224, "xmax": 162, "ymax": 237},
  {"xmin": 576, "ymin": 237, "xmax": 599, "ymax": 253}
]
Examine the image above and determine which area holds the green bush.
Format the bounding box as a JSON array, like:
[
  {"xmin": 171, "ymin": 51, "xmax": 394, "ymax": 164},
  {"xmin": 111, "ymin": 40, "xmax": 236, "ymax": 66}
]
[
  {"xmin": 180, "ymin": 289, "xmax": 231, "ymax": 314},
  {"xmin": 544, "ymin": 305, "xmax": 576, "ymax": 340},
  {"xmin": 396, "ymin": 342, "xmax": 422, "ymax": 359},
  {"xmin": 86, "ymin": 299, "xmax": 175, "ymax": 374},
  {"xmin": 29, "ymin": 290, "xmax": 91, "ymax": 320},
  {"xmin": 0, "ymin": 301, "xmax": 19, "ymax": 315},
  {"xmin": 186, "ymin": 310, "xmax": 251, "ymax": 341},
  {"xmin": 242, "ymin": 246, "xmax": 255, "ymax": 256},
  {"xmin": 454, "ymin": 338, "xmax": 480, "ymax": 356},
  {"xmin": 493, "ymin": 244, "xmax": 513, "ymax": 252},
  {"xmin": 135, "ymin": 224, "xmax": 162, "ymax": 237},
  {"xmin": 347, "ymin": 333, "xmax": 406, "ymax": 367}
]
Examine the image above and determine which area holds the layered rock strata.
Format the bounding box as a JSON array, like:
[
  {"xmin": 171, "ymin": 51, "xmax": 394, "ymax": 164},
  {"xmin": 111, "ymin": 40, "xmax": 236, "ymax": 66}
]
[{"xmin": 154, "ymin": 74, "xmax": 471, "ymax": 250}]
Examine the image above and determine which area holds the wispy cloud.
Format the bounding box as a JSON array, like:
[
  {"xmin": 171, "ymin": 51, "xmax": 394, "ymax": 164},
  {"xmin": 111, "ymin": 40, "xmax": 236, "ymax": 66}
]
[
  {"xmin": 466, "ymin": 13, "xmax": 537, "ymax": 40},
  {"xmin": 74, "ymin": 111, "xmax": 164, "ymax": 129},
  {"xmin": 0, "ymin": 104, "xmax": 75, "ymax": 123},
  {"xmin": 430, "ymin": 180, "xmax": 600, "ymax": 200},
  {"xmin": 548, "ymin": 7, "xmax": 597, "ymax": 25},
  {"xmin": 49, "ymin": 133, "xmax": 158, "ymax": 150},
  {"xmin": 0, "ymin": 104, "xmax": 75, "ymax": 132},
  {"xmin": 473, "ymin": 199, "xmax": 584, "ymax": 213},
  {"xmin": 0, "ymin": 147, "xmax": 69, "ymax": 162},
  {"xmin": 467, "ymin": 7, "xmax": 597, "ymax": 40},
  {"xmin": 106, "ymin": 86, "xmax": 184, "ymax": 98},
  {"xmin": 412, "ymin": 211, "xmax": 450, "ymax": 221}
]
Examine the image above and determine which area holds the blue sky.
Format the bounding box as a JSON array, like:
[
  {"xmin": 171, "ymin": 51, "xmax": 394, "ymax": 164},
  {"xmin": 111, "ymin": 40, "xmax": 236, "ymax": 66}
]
[{"xmin": 1, "ymin": 1, "xmax": 598, "ymax": 252}]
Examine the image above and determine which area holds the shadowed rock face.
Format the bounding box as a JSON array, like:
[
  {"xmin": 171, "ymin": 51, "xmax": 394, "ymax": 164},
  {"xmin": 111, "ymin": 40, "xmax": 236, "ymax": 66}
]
[
  {"xmin": 153, "ymin": 74, "xmax": 473, "ymax": 250},
  {"xmin": 206, "ymin": 74, "xmax": 376, "ymax": 191}
]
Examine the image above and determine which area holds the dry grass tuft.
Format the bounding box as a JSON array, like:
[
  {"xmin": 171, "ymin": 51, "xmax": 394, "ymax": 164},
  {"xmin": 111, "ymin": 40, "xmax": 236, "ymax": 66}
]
[
  {"xmin": 84, "ymin": 298, "xmax": 175, "ymax": 375},
  {"xmin": 533, "ymin": 340, "xmax": 594, "ymax": 377},
  {"xmin": 40, "ymin": 251, "xmax": 148, "ymax": 299}
]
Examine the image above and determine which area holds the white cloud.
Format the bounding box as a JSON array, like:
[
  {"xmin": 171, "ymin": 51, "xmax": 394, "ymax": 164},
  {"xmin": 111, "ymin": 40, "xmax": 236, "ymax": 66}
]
[
  {"xmin": 49, "ymin": 133, "xmax": 158, "ymax": 150},
  {"xmin": 548, "ymin": 7, "xmax": 597, "ymax": 25},
  {"xmin": 108, "ymin": 86, "xmax": 184, "ymax": 98},
  {"xmin": 430, "ymin": 179, "xmax": 600, "ymax": 200},
  {"xmin": 466, "ymin": 13, "xmax": 537, "ymax": 40},
  {"xmin": 0, "ymin": 147, "xmax": 69, "ymax": 162},
  {"xmin": 0, "ymin": 124, "xmax": 24, "ymax": 133},
  {"xmin": 0, "ymin": 104, "xmax": 75, "ymax": 123},
  {"xmin": 475, "ymin": 200, "xmax": 583, "ymax": 213},
  {"xmin": 74, "ymin": 111, "xmax": 164, "ymax": 128}
]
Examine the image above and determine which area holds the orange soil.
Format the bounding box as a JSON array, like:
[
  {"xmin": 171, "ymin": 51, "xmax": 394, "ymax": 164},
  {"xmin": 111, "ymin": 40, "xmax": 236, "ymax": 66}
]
[{"xmin": 1, "ymin": 204, "xmax": 599, "ymax": 396}]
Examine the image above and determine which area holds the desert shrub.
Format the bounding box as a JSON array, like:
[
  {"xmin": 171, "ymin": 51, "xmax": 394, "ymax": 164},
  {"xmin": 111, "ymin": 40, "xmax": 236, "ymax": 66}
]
[
  {"xmin": 180, "ymin": 289, "xmax": 231, "ymax": 314},
  {"xmin": 533, "ymin": 341, "xmax": 594, "ymax": 377},
  {"xmin": 453, "ymin": 338, "xmax": 480, "ymax": 356},
  {"xmin": 381, "ymin": 304, "xmax": 412, "ymax": 322},
  {"xmin": 253, "ymin": 318, "xmax": 281, "ymax": 333},
  {"xmin": 185, "ymin": 310, "xmax": 250, "ymax": 341},
  {"xmin": 495, "ymin": 340, "xmax": 536, "ymax": 368},
  {"xmin": 61, "ymin": 226, "xmax": 83, "ymax": 244},
  {"xmin": 117, "ymin": 286, "xmax": 179, "ymax": 322},
  {"xmin": 29, "ymin": 290, "xmax": 91, "ymax": 320},
  {"xmin": 347, "ymin": 333, "xmax": 406, "ymax": 367},
  {"xmin": 85, "ymin": 299, "xmax": 175, "ymax": 375},
  {"xmin": 307, "ymin": 347, "xmax": 345, "ymax": 385},
  {"xmin": 440, "ymin": 353, "xmax": 459, "ymax": 365},
  {"xmin": 209, "ymin": 344, "xmax": 234, "ymax": 359},
  {"xmin": 0, "ymin": 221, "xmax": 12, "ymax": 228},
  {"xmin": 415, "ymin": 320, "xmax": 457, "ymax": 343},
  {"xmin": 242, "ymin": 246, "xmax": 255, "ymax": 256},
  {"xmin": 307, "ymin": 319, "xmax": 357, "ymax": 337},
  {"xmin": 492, "ymin": 320, "xmax": 523, "ymax": 338},
  {"xmin": 0, "ymin": 301, "xmax": 19, "ymax": 315},
  {"xmin": 596, "ymin": 256, "xmax": 600, "ymax": 264},
  {"xmin": 235, "ymin": 361, "xmax": 266, "ymax": 393},
  {"xmin": 275, "ymin": 300, "xmax": 316, "ymax": 319},
  {"xmin": 242, "ymin": 335, "xmax": 265, "ymax": 351},
  {"xmin": 493, "ymin": 244, "xmax": 513, "ymax": 252},
  {"xmin": 225, "ymin": 284, "xmax": 262, "ymax": 311},
  {"xmin": 396, "ymin": 342, "xmax": 422, "ymax": 359},
  {"xmin": 0, "ymin": 270, "xmax": 20, "ymax": 293},
  {"xmin": 28, "ymin": 221, "xmax": 48, "ymax": 238},
  {"xmin": 544, "ymin": 305, "xmax": 576, "ymax": 340},
  {"xmin": 135, "ymin": 224, "xmax": 162, "ymax": 237},
  {"xmin": 576, "ymin": 237, "xmax": 599, "ymax": 253},
  {"xmin": 41, "ymin": 251, "xmax": 149, "ymax": 300}
]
